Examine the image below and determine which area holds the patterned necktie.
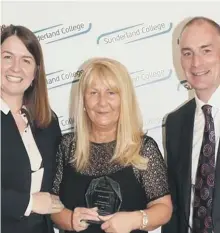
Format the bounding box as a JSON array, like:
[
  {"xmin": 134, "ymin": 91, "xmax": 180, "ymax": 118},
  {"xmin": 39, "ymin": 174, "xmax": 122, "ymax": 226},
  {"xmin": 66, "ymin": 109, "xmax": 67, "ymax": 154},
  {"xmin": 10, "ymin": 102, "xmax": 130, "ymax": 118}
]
[{"xmin": 193, "ymin": 105, "xmax": 216, "ymax": 233}]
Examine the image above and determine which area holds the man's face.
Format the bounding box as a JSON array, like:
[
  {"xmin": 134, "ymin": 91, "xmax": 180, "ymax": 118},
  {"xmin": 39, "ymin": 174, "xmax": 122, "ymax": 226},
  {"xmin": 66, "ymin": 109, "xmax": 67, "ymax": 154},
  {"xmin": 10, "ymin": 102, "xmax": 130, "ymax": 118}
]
[{"xmin": 180, "ymin": 22, "xmax": 220, "ymax": 96}]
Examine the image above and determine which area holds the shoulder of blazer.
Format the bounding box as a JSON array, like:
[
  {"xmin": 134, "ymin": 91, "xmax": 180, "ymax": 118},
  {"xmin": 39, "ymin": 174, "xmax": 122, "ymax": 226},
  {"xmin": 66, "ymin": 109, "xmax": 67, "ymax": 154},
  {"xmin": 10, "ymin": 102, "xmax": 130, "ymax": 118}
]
[
  {"xmin": 34, "ymin": 110, "xmax": 60, "ymax": 131},
  {"xmin": 32, "ymin": 111, "xmax": 62, "ymax": 144},
  {"xmin": 50, "ymin": 110, "xmax": 61, "ymax": 130},
  {"xmin": 167, "ymin": 98, "xmax": 196, "ymax": 124},
  {"xmin": 165, "ymin": 98, "xmax": 196, "ymax": 141}
]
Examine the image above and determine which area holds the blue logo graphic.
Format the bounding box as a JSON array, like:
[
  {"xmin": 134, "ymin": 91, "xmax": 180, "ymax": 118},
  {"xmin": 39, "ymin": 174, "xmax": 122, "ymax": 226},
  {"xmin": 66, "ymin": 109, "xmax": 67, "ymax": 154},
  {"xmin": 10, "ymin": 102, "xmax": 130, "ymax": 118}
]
[
  {"xmin": 97, "ymin": 22, "xmax": 172, "ymax": 45},
  {"xmin": 131, "ymin": 69, "xmax": 172, "ymax": 88},
  {"xmin": 34, "ymin": 23, "xmax": 92, "ymax": 44},
  {"xmin": 46, "ymin": 69, "xmax": 82, "ymax": 90},
  {"xmin": 59, "ymin": 116, "xmax": 74, "ymax": 133},
  {"xmin": 177, "ymin": 80, "xmax": 193, "ymax": 91}
]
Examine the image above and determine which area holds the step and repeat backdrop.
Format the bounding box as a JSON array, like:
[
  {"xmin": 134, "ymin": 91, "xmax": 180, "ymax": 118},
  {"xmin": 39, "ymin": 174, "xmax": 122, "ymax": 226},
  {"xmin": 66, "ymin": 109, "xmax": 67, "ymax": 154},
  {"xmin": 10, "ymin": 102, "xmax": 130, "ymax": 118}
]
[{"xmin": 2, "ymin": 1, "xmax": 220, "ymax": 233}]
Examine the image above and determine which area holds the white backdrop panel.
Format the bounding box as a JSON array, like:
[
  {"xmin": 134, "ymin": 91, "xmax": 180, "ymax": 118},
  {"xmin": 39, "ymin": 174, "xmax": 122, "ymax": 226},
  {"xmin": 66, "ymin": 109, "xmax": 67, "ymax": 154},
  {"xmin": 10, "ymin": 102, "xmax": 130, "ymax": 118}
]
[{"xmin": 2, "ymin": 2, "xmax": 220, "ymax": 233}]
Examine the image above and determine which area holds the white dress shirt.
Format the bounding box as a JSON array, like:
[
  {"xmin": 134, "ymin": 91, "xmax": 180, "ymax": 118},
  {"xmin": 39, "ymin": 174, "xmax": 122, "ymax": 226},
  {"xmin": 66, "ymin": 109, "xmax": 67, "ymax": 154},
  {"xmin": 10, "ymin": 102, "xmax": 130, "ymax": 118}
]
[
  {"xmin": 189, "ymin": 86, "xmax": 220, "ymax": 232},
  {"xmin": 1, "ymin": 98, "xmax": 44, "ymax": 216}
]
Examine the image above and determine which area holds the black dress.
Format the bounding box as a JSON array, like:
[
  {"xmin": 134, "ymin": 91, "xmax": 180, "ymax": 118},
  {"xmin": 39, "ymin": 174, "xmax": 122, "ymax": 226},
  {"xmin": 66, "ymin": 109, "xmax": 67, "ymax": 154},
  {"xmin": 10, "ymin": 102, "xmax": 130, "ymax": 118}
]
[{"xmin": 52, "ymin": 133, "xmax": 169, "ymax": 233}]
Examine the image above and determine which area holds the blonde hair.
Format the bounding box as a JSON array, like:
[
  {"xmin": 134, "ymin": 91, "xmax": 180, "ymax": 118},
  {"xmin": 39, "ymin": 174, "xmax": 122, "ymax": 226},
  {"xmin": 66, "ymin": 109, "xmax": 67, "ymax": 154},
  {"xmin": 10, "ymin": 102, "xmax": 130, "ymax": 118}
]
[{"xmin": 72, "ymin": 57, "xmax": 148, "ymax": 171}]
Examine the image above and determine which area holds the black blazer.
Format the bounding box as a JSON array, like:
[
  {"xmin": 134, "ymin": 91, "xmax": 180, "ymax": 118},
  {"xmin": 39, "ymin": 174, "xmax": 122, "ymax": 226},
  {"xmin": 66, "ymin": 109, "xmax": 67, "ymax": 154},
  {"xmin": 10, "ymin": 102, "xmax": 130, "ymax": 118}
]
[
  {"xmin": 1, "ymin": 110, "xmax": 61, "ymax": 233},
  {"xmin": 162, "ymin": 99, "xmax": 220, "ymax": 233}
]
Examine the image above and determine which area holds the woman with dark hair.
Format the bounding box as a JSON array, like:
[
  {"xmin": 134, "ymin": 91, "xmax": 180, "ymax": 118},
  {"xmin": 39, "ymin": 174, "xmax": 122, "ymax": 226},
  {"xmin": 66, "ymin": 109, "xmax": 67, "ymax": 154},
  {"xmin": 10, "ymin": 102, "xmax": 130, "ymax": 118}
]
[{"xmin": 1, "ymin": 25, "xmax": 64, "ymax": 233}]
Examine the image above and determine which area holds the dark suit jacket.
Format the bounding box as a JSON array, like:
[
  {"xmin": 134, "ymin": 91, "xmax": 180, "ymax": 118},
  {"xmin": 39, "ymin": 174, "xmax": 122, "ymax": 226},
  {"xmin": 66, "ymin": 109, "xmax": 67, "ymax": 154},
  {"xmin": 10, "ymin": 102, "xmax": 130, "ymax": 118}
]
[
  {"xmin": 162, "ymin": 99, "xmax": 220, "ymax": 233},
  {"xmin": 1, "ymin": 110, "xmax": 61, "ymax": 233}
]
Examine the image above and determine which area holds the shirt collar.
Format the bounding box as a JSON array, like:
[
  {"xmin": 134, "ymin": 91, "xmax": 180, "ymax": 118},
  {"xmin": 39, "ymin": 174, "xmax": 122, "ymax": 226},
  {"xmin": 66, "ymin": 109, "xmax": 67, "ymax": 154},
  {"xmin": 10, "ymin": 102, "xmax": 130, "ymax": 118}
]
[
  {"xmin": 0, "ymin": 98, "xmax": 27, "ymax": 115},
  {"xmin": 195, "ymin": 85, "xmax": 220, "ymax": 113},
  {"xmin": 0, "ymin": 98, "xmax": 10, "ymax": 115}
]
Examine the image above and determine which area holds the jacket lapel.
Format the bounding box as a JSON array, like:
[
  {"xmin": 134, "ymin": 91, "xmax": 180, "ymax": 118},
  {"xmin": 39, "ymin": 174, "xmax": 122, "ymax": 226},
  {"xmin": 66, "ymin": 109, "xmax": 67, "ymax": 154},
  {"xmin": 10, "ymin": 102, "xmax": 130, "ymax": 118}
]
[
  {"xmin": 1, "ymin": 111, "xmax": 32, "ymax": 187},
  {"xmin": 178, "ymin": 100, "xmax": 196, "ymax": 223}
]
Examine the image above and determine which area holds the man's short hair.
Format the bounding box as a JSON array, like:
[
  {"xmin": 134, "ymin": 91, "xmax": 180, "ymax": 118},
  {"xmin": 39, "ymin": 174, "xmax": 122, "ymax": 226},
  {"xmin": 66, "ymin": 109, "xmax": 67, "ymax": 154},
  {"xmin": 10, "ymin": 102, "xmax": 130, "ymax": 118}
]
[{"xmin": 177, "ymin": 16, "xmax": 220, "ymax": 44}]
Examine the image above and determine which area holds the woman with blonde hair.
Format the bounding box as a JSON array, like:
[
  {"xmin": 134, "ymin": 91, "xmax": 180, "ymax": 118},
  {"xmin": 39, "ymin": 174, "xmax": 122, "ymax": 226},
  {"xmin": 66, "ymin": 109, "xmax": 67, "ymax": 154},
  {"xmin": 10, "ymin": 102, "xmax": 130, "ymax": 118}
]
[{"xmin": 51, "ymin": 57, "xmax": 172, "ymax": 233}]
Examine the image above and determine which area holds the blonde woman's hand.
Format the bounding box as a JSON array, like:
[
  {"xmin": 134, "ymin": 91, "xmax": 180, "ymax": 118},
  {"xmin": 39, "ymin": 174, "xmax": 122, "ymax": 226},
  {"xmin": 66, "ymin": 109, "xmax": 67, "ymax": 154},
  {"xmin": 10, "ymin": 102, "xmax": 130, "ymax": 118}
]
[
  {"xmin": 100, "ymin": 212, "xmax": 137, "ymax": 233},
  {"xmin": 71, "ymin": 207, "xmax": 99, "ymax": 232},
  {"xmin": 32, "ymin": 192, "xmax": 64, "ymax": 214}
]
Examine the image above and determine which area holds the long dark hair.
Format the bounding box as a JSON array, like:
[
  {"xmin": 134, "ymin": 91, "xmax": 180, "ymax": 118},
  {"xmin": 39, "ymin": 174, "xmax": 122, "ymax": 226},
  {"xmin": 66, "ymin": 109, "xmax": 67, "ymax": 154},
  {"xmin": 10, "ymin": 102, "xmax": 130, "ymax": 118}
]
[{"xmin": 1, "ymin": 25, "xmax": 52, "ymax": 127}]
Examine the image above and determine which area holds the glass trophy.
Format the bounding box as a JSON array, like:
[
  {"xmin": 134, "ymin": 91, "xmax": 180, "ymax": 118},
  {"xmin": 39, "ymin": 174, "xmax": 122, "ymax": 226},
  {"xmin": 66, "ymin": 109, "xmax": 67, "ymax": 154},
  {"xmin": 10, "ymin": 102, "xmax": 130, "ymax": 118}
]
[{"xmin": 85, "ymin": 176, "xmax": 122, "ymax": 224}]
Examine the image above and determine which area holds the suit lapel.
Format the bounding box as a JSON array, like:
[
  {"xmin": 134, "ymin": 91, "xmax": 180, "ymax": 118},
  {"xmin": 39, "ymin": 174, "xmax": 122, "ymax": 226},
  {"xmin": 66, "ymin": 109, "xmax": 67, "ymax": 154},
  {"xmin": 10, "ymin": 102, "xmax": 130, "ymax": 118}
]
[
  {"xmin": 178, "ymin": 100, "xmax": 196, "ymax": 223},
  {"xmin": 1, "ymin": 111, "xmax": 32, "ymax": 184},
  {"xmin": 213, "ymin": 139, "xmax": 220, "ymax": 228}
]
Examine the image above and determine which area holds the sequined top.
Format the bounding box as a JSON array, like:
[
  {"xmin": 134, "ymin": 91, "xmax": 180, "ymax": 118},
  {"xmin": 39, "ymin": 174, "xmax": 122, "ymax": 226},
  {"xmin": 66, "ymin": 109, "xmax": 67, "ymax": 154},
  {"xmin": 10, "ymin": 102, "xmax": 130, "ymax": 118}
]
[{"xmin": 52, "ymin": 133, "xmax": 169, "ymax": 203}]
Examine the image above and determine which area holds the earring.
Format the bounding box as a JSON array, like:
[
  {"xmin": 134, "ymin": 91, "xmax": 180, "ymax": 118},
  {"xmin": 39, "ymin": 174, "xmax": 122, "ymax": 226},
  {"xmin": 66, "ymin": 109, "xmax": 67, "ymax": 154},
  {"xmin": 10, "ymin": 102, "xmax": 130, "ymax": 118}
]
[{"xmin": 83, "ymin": 107, "xmax": 86, "ymax": 111}]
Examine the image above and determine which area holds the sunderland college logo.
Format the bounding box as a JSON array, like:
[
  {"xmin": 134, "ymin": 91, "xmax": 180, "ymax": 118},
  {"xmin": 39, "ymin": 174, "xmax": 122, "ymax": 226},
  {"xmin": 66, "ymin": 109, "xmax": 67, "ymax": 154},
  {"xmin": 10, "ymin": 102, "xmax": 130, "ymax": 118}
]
[
  {"xmin": 34, "ymin": 22, "xmax": 92, "ymax": 44},
  {"xmin": 131, "ymin": 68, "xmax": 172, "ymax": 87},
  {"xmin": 97, "ymin": 22, "xmax": 172, "ymax": 45}
]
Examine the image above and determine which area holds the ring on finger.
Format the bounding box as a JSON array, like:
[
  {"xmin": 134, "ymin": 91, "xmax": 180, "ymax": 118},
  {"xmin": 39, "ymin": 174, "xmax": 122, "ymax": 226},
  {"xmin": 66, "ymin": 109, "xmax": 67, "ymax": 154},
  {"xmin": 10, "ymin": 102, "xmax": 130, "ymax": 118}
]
[{"xmin": 80, "ymin": 220, "xmax": 88, "ymax": 228}]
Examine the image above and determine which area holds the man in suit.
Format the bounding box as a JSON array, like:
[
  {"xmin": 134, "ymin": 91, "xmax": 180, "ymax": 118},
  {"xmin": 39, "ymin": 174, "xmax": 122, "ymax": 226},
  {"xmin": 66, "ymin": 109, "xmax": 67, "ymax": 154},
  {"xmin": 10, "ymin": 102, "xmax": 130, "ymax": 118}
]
[{"xmin": 162, "ymin": 17, "xmax": 220, "ymax": 233}]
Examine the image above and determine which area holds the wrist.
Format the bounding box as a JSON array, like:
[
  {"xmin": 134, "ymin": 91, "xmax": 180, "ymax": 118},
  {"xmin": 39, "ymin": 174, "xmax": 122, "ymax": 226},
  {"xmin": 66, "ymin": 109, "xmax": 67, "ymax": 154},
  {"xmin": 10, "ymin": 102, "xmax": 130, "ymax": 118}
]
[
  {"xmin": 129, "ymin": 211, "xmax": 144, "ymax": 231},
  {"xmin": 139, "ymin": 210, "xmax": 149, "ymax": 230},
  {"xmin": 61, "ymin": 208, "xmax": 74, "ymax": 231},
  {"xmin": 56, "ymin": 208, "xmax": 73, "ymax": 231}
]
